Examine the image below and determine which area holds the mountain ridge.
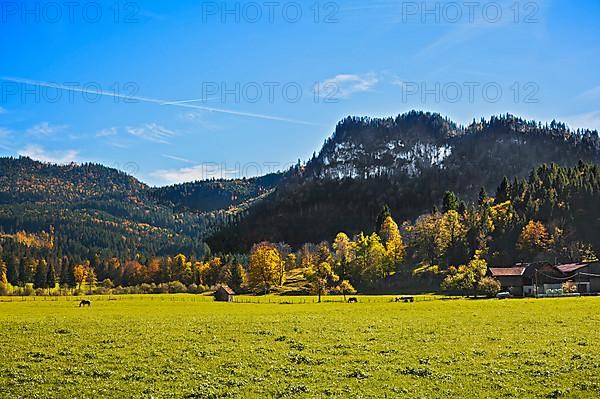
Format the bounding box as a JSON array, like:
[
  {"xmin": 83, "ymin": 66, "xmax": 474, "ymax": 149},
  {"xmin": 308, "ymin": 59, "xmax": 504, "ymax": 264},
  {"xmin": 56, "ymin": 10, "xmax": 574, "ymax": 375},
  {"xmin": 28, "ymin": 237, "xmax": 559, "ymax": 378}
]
[{"xmin": 1, "ymin": 111, "xmax": 598, "ymax": 257}]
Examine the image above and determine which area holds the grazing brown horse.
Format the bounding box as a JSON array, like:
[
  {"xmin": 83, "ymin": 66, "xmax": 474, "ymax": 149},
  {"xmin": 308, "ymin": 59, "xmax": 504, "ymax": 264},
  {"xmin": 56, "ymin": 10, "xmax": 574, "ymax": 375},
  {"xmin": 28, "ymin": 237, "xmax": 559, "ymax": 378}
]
[
  {"xmin": 347, "ymin": 297, "xmax": 358, "ymax": 303},
  {"xmin": 79, "ymin": 300, "xmax": 91, "ymax": 307}
]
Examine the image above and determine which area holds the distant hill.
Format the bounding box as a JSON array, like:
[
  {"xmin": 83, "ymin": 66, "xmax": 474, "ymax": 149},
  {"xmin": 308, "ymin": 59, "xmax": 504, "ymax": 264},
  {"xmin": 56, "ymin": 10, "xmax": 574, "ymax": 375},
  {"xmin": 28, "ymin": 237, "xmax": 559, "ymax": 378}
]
[
  {"xmin": 2, "ymin": 111, "xmax": 599, "ymax": 259},
  {"xmin": 0, "ymin": 157, "xmax": 215, "ymax": 261},
  {"xmin": 208, "ymin": 111, "xmax": 600, "ymax": 251},
  {"xmin": 150, "ymin": 173, "xmax": 283, "ymax": 213}
]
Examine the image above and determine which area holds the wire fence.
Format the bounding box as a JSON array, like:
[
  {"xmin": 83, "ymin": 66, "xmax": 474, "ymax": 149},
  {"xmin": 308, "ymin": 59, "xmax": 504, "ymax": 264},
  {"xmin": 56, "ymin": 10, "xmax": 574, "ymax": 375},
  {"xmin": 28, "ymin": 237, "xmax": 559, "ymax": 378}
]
[{"xmin": 0, "ymin": 294, "xmax": 451, "ymax": 305}]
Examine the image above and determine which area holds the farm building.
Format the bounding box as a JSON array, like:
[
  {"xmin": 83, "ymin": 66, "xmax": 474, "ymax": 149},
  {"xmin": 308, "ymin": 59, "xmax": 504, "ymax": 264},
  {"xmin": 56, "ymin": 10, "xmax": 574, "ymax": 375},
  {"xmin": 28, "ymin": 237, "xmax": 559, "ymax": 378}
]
[
  {"xmin": 214, "ymin": 285, "xmax": 236, "ymax": 302},
  {"xmin": 488, "ymin": 261, "xmax": 600, "ymax": 297},
  {"xmin": 556, "ymin": 262, "xmax": 600, "ymax": 294}
]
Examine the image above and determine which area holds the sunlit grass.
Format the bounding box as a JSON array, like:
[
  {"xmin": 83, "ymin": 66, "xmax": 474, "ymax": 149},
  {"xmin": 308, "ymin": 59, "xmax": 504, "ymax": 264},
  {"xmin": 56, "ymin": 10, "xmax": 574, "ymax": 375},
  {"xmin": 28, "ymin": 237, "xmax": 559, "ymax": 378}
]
[{"xmin": 1, "ymin": 296, "xmax": 599, "ymax": 398}]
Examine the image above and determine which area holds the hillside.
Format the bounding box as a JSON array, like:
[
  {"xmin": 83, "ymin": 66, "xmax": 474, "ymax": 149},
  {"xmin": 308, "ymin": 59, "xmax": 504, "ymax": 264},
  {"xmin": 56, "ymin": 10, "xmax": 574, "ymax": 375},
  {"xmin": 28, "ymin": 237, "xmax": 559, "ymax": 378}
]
[
  {"xmin": 208, "ymin": 112, "xmax": 600, "ymax": 251},
  {"xmin": 0, "ymin": 157, "xmax": 216, "ymax": 261},
  {"xmin": 2, "ymin": 111, "xmax": 599, "ymax": 260},
  {"xmin": 150, "ymin": 173, "xmax": 283, "ymax": 213}
]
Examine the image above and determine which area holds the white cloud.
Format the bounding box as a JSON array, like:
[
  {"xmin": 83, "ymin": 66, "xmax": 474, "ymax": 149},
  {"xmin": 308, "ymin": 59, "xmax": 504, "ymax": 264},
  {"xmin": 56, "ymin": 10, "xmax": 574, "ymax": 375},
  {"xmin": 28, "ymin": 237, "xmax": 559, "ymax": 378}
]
[
  {"xmin": 127, "ymin": 123, "xmax": 176, "ymax": 144},
  {"xmin": 96, "ymin": 127, "xmax": 118, "ymax": 137},
  {"xmin": 162, "ymin": 154, "xmax": 196, "ymax": 164},
  {"xmin": 18, "ymin": 145, "xmax": 79, "ymax": 164},
  {"xmin": 150, "ymin": 163, "xmax": 248, "ymax": 185},
  {"xmin": 177, "ymin": 112, "xmax": 222, "ymax": 130},
  {"xmin": 578, "ymin": 86, "xmax": 600, "ymax": 101},
  {"xmin": 0, "ymin": 127, "xmax": 11, "ymax": 138},
  {"xmin": 26, "ymin": 122, "xmax": 67, "ymax": 137},
  {"xmin": 0, "ymin": 107, "xmax": 6, "ymax": 114},
  {"xmin": 0, "ymin": 128, "xmax": 13, "ymax": 152},
  {"xmin": 317, "ymin": 73, "xmax": 378, "ymax": 98},
  {"xmin": 563, "ymin": 111, "xmax": 600, "ymax": 131}
]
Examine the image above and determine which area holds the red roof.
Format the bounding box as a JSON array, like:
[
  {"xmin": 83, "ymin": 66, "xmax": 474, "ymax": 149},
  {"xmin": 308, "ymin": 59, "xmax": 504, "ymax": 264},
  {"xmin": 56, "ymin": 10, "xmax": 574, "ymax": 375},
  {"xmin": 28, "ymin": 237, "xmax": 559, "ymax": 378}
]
[
  {"xmin": 556, "ymin": 262, "xmax": 598, "ymax": 273},
  {"xmin": 218, "ymin": 285, "xmax": 236, "ymax": 295},
  {"xmin": 489, "ymin": 266, "xmax": 527, "ymax": 277}
]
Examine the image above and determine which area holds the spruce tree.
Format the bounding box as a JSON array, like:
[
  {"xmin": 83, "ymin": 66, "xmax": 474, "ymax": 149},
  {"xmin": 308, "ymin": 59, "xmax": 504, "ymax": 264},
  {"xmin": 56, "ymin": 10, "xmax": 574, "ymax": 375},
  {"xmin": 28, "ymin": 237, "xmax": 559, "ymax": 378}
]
[
  {"xmin": 46, "ymin": 263, "xmax": 57, "ymax": 290},
  {"xmin": 496, "ymin": 177, "xmax": 511, "ymax": 203},
  {"xmin": 34, "ymin": 260, "xmax": 47, "ymax": 289},
  {"xmin": 442, "ymin": 191, "xmax": 460, "ymax": 213},
  {"xmin": 6, "ymin": 256, "xmax": 19, "ymax": 285},
  {"xmin": 375, "ymin": 204, "xmax": 392, "ymax": 233},
  {"xmin": 478, "ymin": 187, "xmax": 488, "ymax": 206}
]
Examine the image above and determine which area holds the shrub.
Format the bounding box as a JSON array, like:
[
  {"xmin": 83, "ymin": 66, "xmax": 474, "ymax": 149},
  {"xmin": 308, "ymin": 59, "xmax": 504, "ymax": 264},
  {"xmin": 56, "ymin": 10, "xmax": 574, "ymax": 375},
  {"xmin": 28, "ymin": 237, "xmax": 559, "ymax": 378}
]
[
  {"xmin": 478, "ymin": 277, "xmax": 501, "ymax": 297},
  {"xmin": 187, "ymin": 284, "xmax": 201, "ymax": 294},
  {"xmin": 168, "ymin": 281, "xmax": 187, "ymax": 293},
  {"xmin": 154, "ymin": 284, "xmax": 169, "ymax": 294},
  {"xmin": 138, "ymin": 283, "xmax": 153, "ymax": 294},
  {"xmin": 101, "ymin": 279, "xmax": 114, "ymax": 289},
  {"xmin": 198, "ymin": 284, "xmax": 210, "ymax": 293},
  {"xmin": 23, "ymin": 285, "xmax": 35, "ymax": 296}
]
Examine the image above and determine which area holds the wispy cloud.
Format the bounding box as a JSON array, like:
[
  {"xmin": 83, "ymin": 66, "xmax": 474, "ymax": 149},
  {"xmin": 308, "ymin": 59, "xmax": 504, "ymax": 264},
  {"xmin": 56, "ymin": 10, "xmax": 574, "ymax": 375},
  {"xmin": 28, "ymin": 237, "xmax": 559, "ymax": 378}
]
[
  {"xmin": 127, "ymin": 123, "xmax": 176, "ymax": 144},
  {"xmin": 178, "ymin": 111, "xmax": 222, "ymax": 130},
  {"xmin": 18, "ymin": 145, "xmax": 79, "ymax": 164},
  {"xmin": 577, "ymin": 86, "xmax": 600, "ymax": 101},
  {"xmin": 413, "ymin": 0, "xmax": 523, "ymax": 59},
  {"xmin": 0, "ymin": 107, "xmax": 6, "ymax": 114},
  {"xmin": 0, "ymin": 127, "xmax": 11, "ymax": 138},
  {"xmin": 26, "ymin": 122, "xmax": 67, "ymax": 137},
  {"xmin": 162, "ymin": 154, "xmax": 196, "ymax": 164},
  {"xmin": 563, "ymin": 111, "xmax": 600, "ymax": 131},
  {"xmin": 1, "ymin": 77, "xmax": 315, "ymax": 126},
  {"xmin": 96, "ymin": 127, "xmax": 118, "ymax": 137},
  {"xmin": 317, "ymin": 73, "xmax": 378, "ymax": 98}
]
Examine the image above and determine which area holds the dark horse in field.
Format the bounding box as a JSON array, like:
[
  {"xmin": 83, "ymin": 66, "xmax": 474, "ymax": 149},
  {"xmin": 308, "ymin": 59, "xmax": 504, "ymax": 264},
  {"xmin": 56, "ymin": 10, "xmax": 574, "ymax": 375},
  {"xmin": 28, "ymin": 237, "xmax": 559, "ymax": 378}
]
[
  {"xmin": 347, "ymin": 297, "xmax": 358, "ymax": 303},
  {"xmin": 79, "ymin": 300, "xmax": 91, "ymax": 307}
]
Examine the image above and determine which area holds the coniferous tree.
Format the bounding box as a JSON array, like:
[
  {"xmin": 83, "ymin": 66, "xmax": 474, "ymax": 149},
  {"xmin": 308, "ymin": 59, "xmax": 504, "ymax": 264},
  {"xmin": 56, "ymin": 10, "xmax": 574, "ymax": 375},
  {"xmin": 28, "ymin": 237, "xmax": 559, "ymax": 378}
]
[
  {"xmin": 6, "ymin": 256, "xmax": 19, "ymax": 285},
  {"xmin": 46, "ymin": 262, "xmax": 57, "ymax": 290},
  {"xmin": 478, "ymin": 187, "xmax": 488, "ymax": 206},
  {"xmin": 18, "ymin": 258, "xmax": 28, "ymax": 285},
  {"xmin": 496, "ymin": 177, "xmax": 511, "ymax": 203},
  {"xmin": 34, "ymin": 260, "xmax": 47, "ymax": 289},
  {"xmin": 442, "ymin": 191, "xmax": 460, "ymax": 213},
  {"xmin": 375, "ymin": 204, "xmax": 392, "ymax": 233}
]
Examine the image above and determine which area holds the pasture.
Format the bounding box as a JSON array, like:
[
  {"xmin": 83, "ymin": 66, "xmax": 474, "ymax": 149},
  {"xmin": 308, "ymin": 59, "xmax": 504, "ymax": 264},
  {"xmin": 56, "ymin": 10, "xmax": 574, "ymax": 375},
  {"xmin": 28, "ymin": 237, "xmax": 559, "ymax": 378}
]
[{"xmin": 1, "ymin": 296, "xmax": 599, "ymax": 398}]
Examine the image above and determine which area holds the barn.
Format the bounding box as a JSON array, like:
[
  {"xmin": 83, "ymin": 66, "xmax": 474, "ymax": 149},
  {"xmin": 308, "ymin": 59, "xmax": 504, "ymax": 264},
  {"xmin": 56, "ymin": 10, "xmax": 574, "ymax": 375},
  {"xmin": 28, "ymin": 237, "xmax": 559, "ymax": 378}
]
[
  {"xmin": 488, "ymin": 262, "xmax": 584, "ymax": 296},
  {"xmin": 214, "ymin": 285, "xmax": 236, "ymax": 302},
  {"xmin": 556, "ymin": 261, "xmax": 600, "ymax": 294}
]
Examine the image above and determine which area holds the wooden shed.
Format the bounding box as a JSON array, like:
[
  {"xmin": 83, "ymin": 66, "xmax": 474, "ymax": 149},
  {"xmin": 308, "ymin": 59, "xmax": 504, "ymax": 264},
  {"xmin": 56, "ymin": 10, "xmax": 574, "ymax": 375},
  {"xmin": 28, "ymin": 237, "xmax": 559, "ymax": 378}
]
[{"xmin": 214, "ymin": 285, "xmax": 236, "ymax": 302}]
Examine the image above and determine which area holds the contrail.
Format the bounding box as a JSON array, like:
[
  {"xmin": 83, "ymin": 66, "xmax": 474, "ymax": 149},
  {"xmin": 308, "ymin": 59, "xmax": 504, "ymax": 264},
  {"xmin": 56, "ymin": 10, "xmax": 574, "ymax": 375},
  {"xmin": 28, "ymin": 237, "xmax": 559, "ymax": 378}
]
[
  {"xmin": 1, "ymin": 77, "xmax": 316, "ymax": 126},
  {"xmin": 161, "ymin": 98, "xmax": 214, "ymax": 105}
]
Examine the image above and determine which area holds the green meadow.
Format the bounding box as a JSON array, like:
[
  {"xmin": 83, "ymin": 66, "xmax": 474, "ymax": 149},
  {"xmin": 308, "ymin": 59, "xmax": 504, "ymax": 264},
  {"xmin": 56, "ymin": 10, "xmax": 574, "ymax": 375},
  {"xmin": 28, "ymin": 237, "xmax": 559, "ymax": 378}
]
[{"xmin": 1, "ymin": 296, "xmax": 599, "ymax": 398}]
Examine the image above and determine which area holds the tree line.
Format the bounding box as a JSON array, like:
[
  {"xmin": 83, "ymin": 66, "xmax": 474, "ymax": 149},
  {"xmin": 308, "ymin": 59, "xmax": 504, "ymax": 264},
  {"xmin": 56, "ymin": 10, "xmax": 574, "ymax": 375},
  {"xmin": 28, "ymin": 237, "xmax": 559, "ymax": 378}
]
[{"xmin": 1, "ymin": 162, "xmax": 598, "ymax": 297}]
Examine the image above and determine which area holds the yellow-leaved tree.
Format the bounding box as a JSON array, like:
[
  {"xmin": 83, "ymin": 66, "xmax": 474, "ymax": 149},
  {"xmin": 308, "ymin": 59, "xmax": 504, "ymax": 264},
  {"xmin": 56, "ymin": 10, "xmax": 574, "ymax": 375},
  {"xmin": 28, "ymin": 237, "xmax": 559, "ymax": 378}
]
[
  {"xmin": 248, "ymin": 242, "xmax": 284, "ymax": 294},
  {"xmin": 517, "ymin": 220, "xmax": 550, "ymax": 261},
  {"xmin": 379, "ymin": 216, "xmax": 406, "ymax": 275},
  {"xmin": 332, "ymin": 232, "xmax": 353, "ymax": 281},
  {"xmin": 73, "ymin": 264, "xmax": 88, "ymax": 290},
  {"xmin": 305, "ymin": 260, "xmax": 339, "ymax": 303}
]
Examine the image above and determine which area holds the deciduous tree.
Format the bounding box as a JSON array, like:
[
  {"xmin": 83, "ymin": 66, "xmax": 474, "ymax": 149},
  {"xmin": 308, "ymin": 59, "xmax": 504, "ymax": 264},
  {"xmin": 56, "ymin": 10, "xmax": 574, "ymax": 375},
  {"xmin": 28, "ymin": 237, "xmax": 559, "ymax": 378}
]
[{"xmin": 248, "ymin": 242, "xmax": 284, "ymax": 294}]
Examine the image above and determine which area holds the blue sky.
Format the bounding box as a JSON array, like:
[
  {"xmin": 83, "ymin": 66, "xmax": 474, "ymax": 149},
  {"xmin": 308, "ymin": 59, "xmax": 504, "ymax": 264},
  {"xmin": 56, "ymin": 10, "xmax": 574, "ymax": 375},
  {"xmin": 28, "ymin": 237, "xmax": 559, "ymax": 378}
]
[{"xmin": 1, "ymin": 0, "xmax": 599, "ymax": 186}]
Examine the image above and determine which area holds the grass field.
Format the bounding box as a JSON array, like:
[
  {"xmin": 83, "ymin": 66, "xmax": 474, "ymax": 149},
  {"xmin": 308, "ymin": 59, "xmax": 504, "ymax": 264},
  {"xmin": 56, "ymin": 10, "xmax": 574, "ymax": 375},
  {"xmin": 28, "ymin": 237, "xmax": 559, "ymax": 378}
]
[{"xmin": 1, "ymin": 296, "xmax": 599, "ymax": 398}]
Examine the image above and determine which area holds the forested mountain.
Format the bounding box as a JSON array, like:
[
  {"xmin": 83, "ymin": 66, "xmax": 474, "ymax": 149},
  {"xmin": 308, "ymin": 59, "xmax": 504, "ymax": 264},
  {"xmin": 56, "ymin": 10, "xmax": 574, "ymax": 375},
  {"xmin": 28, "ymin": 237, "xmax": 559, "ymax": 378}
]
[
  {"xmin": 1, "ymin": 111, "xmax": 599, "ymax": 261},
  {"xmin": 150, "ymin": 173, "xmax": 283, "ymax": 212},
  {"xmin": 208, "ymin": 111, "xmax": 600, "ymax": 251},
  {"xmin": 0, "ymin": 157, "xmax": 218, "ymax": 263}
]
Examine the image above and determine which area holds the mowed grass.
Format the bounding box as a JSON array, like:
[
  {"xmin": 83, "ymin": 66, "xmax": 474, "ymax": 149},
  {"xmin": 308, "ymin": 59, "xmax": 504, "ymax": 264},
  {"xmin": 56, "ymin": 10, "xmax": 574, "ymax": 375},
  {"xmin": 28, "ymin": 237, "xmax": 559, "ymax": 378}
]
[{"xmin": 1, "ymin": 296, "xmax": 599, "ymax": 398}]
